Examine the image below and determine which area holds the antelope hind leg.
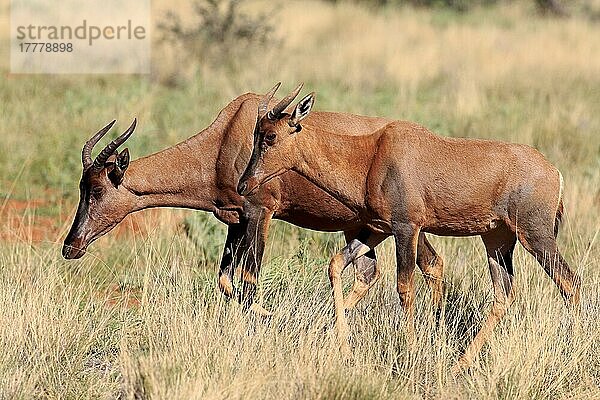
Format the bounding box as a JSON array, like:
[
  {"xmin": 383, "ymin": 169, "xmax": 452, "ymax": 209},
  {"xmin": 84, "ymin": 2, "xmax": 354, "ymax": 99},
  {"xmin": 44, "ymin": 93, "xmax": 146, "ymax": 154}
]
[{"xmin": 452, "ymin": 227, "xmax": 516, "ymax": 375}]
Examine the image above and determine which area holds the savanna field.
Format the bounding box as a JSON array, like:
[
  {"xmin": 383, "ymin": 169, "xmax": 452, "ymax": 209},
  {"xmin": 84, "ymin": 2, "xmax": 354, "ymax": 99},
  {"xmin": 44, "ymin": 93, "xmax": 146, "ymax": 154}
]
[{"xmin": 0, "ymin": 0, "xmax": 599, "ymax": 398}]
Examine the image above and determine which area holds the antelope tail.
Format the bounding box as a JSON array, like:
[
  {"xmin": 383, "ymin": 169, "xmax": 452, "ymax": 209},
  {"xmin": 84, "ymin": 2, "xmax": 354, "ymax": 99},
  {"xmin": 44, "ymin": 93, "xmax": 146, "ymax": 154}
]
[{"xmin": 554, "ymin": 170, "xmax": 564, "ymax": 238}]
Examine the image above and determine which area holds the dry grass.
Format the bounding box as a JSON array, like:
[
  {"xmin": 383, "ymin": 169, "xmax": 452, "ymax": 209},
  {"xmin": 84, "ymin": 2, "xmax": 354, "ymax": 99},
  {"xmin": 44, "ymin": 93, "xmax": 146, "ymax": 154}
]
[
  {"xmin": 0, "ymin": 0, "xmax": 599, "ymax": 398},
  {"xmin": 1, "ymin": 225, "xmax": 598, "ymax": 399}
]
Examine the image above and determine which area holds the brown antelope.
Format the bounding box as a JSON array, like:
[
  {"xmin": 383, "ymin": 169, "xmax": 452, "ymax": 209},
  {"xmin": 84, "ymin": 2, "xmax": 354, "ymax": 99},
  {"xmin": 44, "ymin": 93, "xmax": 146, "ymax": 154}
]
[
  {"xmin": 237, "ymin": 83, "xmax": 581, "ymax": 372},
  {"xmin": 62, "ymin": 85, "xmax": 445, "ymax": 316}
]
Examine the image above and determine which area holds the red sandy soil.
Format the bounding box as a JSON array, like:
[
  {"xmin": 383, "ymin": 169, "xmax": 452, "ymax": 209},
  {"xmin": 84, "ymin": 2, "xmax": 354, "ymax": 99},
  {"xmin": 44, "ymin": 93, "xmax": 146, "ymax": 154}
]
[
  {"xmin": 0, "ymin": 199, "xmax": 57, "ymax": 243},
  {"xmin": 2, "ymin": 196, "xmax": 181, "ymax": 310},
  {"xmin": 101, "ymin": 283, "xmax": 142, "ymax": 308},
  {"xmin": 0, "ymin": 198, "xmax": 170, "ymax": 244}
]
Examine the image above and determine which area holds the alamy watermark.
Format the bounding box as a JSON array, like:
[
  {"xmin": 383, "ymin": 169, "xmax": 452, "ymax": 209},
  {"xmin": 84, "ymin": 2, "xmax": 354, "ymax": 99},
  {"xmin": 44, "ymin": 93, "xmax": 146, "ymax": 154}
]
[{"xmin": 11, "ymin": 0, "xmax": 151, "ymax": 74}]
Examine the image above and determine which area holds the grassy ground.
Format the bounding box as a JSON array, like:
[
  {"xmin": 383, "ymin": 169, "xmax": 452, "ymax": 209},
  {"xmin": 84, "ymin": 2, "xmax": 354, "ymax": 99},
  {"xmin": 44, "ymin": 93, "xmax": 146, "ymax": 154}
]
[{"xmin": 0, "ymin": 1, "xmax": 599, "ymax": 398}]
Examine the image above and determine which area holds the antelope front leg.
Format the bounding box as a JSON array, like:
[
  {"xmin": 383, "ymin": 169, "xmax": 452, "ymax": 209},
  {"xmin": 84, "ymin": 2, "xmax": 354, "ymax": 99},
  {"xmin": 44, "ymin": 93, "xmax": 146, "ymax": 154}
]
[
  {"xmin": 239, "ymin": 205, "xmax": 274, "ymax": 317},
  {"xmin": 343, "ymin": 252, "xmax": 378, "ymax": 310},
  {"xmin": 393, "ymin": 223, "xmax": 420, "ymax": 345},
  {"xmin": 329, "ymin": 238, "xmax": 373, "ymax": 355},
  {"xmin": 217, "ymin": 223, "xmax": 246, "ymax": 300},
  {"xmin": 342, "ymin": 230, "xmax": 388, "ymax": 310},
  {"xmin": 416, "ymin": 233, "xmax": 445, "ymax": 311}
]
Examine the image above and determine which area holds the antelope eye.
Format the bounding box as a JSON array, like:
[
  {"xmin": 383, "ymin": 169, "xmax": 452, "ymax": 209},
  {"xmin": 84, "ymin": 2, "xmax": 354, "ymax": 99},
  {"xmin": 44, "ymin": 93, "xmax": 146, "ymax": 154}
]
[
  {"xmin": 264, "ymin": 132, "xmax": 277, "ymax": 144},
  {"xmin": 91, "ymin": 187, "xmax": 104, "ymax": 199}
]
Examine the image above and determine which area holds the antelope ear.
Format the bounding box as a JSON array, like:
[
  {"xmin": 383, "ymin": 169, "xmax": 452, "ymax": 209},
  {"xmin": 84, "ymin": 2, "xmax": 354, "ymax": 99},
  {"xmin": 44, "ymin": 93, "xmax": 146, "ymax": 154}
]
[
  {"xmin": 289, "ymin": 92, "xmax": 315, "ymax": 129},
  {"xmin": 116, "ymin": 148, "xmax": 130, "ymax": 171},
  {"xmin": 109, "ymin": 148, "xmax": 130, "ymax": 186}
]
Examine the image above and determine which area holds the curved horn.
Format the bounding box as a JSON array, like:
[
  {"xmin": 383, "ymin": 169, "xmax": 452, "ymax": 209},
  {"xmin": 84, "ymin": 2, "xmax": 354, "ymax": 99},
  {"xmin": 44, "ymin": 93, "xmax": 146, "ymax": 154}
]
[
  {"xmin": 267, "ymin": 83, "xmax": 304, "ymax": 120},
  {"xmin": 258, "ymin": 82, "xmax": 281, "ymax": 117},
  {"xmin": 82, "ymin": 120, "xmax": 116, "ymax": 170},
  {"xmin": 92, "ymin": 118, "xmax": 137, "ymax": 171}
]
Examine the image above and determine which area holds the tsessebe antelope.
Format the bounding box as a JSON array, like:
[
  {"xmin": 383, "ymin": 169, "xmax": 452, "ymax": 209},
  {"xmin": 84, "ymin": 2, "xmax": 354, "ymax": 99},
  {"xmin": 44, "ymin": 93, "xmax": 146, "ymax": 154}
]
[
  {"xmin": 62, "ymin": 87, "xmax": 445, "ymax": 315},
  {"xmin": 237, "ymin": 83, "xmax": 581, "ymax": 372}
]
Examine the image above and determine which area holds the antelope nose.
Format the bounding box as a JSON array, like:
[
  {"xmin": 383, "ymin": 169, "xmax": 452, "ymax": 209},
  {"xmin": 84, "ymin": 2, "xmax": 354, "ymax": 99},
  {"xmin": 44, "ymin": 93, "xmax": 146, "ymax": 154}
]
[
  {"xmin": 237, "ymin": 180, "xmax": 248, "ymax": 196},
  {"xmin": 62, "ymin": 244, "xmax": 76, "ymax": 259},
  {"xmin": 61, "ymin": 244, "xmax": 70, "ymax": 259},
  {"xmin": 62, "ymin": 239, "xmax": 86, "ymax": 259}
]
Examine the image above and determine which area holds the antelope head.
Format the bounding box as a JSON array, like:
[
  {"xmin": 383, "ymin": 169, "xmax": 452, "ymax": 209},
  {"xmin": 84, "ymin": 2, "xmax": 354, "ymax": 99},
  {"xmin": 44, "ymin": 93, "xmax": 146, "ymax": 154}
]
[
  {"xmin": 62, "ymin": 119, "xmax": 137, "ymax": 259},
  {"xmin": 237, "ymin": 83, "xmax": 315, "ymax": 196}
]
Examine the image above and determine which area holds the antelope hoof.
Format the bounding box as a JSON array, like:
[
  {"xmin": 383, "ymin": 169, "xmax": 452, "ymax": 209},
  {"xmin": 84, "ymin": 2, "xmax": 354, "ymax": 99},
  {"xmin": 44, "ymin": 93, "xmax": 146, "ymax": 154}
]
[
  {"xmin": 451, "ymin": 357, "xmax": 471, "ymax": 377},
  {"xmin": 336, "ymin": 324, "xmax": 352, "ymax": 357},
  {"xmin": 343, "ymin": 281, "xmax": 370, "ymax": 310},
  {"xmin": 451, "ymin": 363, "xmax": 464, "ymax": 378},
  {"xmin": 343, "ymin": 299, "xmax": 357, "ymax": 311},
  {"xmin": 218, "ymin": 275, "xmax": 235, "ymax": 298},
  {"xmin": 339, "ymin": 338, "xmax": 352, "ymax": 360},
  {"xmin": 249, "ymin": 302, "xmax": 273, "ymax": 317}
]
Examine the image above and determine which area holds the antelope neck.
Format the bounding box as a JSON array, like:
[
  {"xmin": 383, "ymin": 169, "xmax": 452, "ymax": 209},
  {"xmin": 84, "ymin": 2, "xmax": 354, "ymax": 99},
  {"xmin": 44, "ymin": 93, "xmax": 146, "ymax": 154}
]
[{"xmin": 291, "ymin": 128, "xmax": 380, "ymax": 211}]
